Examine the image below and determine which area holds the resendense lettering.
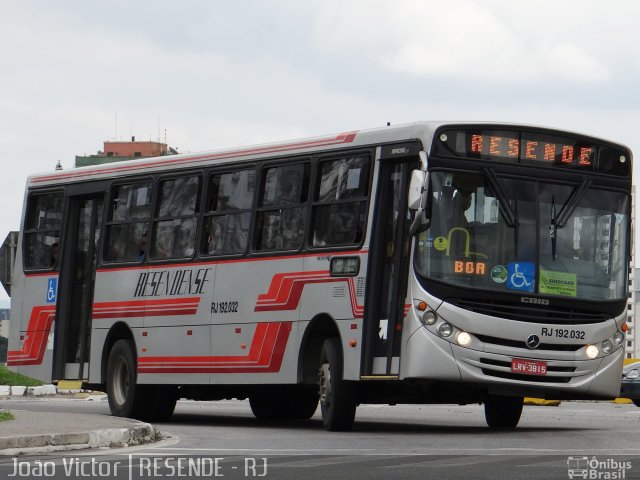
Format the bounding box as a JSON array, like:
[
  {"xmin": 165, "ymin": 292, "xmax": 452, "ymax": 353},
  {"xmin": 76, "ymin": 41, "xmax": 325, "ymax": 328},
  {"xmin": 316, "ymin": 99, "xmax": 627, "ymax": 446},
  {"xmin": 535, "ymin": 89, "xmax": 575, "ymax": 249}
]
[{"xmin": 134, "ymin": 268, "xmax": 211, "ymax": 297}]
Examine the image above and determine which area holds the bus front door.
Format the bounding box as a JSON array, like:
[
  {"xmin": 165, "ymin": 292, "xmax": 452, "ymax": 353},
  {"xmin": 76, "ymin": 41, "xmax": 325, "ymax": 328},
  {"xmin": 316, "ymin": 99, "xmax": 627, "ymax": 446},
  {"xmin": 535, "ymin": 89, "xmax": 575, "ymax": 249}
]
[
  {"xmin": 363, "ymin": 159, "xmax": 417, "ymax": 377},
  {"xmin": 53, "ymin": 195, "xmax": 104, "ymax": 381}
]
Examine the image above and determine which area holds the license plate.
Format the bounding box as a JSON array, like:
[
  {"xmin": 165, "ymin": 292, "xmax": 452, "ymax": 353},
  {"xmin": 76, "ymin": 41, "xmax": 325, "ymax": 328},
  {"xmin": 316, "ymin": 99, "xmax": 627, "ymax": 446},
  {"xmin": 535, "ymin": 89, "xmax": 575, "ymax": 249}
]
[{"xmin": 511, "ymin": 358, "xmax": 547, "ymax": 376}]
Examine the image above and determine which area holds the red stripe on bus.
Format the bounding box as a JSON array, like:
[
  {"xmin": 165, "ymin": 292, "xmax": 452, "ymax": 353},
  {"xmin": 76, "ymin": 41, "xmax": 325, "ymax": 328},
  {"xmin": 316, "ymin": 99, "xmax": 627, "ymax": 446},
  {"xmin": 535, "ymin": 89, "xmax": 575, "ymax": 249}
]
[
  {"xmin": 7, "ymin": 306, "xmax": 56, "ymax": 366},
  {"xmin": 91, "ymin": 297, "xmax": 200, "ymax": 319},
  {"xmin": 137, "ymin": 321, "xmax": 291, "ymax": 374},
  {"xmin": 255, "ymin": 271, "xmax": 364, "ymax": 318},
  {"xmin": 30, "ymin": 132, "xmax": 357, "ymax": 184}
]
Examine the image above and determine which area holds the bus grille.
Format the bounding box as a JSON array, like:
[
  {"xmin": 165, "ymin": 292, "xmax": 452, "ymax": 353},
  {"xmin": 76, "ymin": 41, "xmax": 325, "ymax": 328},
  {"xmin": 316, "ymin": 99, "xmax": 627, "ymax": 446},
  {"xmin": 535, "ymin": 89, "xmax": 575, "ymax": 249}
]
[
  {"xmin": 447, "ymin": 298, "xmax": 611, "ymax": 325},
  {"xmin": 475, "ymin": 334, "xmax": 582, "ymax": 352},
  {"xmin": 479, "ymin": 358, "xmax": 575, "ymax": 384}
]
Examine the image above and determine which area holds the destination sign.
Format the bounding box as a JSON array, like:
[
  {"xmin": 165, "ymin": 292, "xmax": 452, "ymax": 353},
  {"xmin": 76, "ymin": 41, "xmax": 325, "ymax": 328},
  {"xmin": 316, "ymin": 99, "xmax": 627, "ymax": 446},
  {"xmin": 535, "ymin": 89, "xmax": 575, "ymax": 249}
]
[{"xmin": 432, "ymin": 127, "xmax": 630, "ymax": 176}]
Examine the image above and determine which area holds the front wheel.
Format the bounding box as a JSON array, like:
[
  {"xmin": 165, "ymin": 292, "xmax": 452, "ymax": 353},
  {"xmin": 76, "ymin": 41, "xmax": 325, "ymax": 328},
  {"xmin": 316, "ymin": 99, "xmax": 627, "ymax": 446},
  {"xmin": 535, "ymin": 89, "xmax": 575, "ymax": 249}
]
[
  {"xmin": 318, "ymin": 337, "xmax": 356, "ymax": 431},
  {"xmin": 484, "ymin": 395, "xmax": 523, "ymax": 429}
]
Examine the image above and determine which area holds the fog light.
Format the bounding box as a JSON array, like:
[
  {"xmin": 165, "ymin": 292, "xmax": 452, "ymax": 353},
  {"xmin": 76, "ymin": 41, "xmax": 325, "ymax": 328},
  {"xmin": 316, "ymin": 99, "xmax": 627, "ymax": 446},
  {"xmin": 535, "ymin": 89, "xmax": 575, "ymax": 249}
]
[
  {"xmin": 585, "ymin": 344, "xmax": 599, "ymax": 359},
  {"xmin": 613, "ymin": 331, "xmax": 624, "ymax": 345},
  {"xmin": 601, "ymin": 340, "xmax": 613, "ymax": 354},
  {"xmin": 457, "ymin": 331, "xmax": 471, "ymax": 346},
  {"xmin": 438, "ymin": 323, "xmax": 453, "ymax": 337},
  {"xmin": 422, "ymin": 310, "xmax": 437, "ymax": 326}
]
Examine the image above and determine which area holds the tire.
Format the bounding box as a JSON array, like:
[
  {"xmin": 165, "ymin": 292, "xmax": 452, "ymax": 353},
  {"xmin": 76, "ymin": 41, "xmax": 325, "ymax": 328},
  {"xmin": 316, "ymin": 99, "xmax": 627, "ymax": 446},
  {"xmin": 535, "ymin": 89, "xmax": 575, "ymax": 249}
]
[
  {"xmin": 250, "ymin": 385, "xmax": 319, "ymax": 420},
  {"xmin": 146, "ymin": 386, "xmax": 178, "ymax": 422},
  {"xmin": 633, "ymin": 399, "xmax": 640, "ymax": 408},
  {"xmin": 106, "ymin": 339, "xmax": 149, "ymax": 420},
  {"xmin": 484, "ymin": 395, "xmax": 523, "ymax": 429},
  {"xmin": 318, "ymin": 337, "xmax": 356, "ymax": 431}
]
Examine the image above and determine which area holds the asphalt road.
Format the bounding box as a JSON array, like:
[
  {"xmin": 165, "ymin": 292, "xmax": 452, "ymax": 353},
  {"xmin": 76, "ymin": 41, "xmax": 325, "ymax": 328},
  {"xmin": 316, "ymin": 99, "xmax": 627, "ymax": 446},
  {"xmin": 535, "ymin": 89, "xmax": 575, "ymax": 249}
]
[{"xmin": 3, "ymin": 397, "xmax": 640, "ymax": 479}]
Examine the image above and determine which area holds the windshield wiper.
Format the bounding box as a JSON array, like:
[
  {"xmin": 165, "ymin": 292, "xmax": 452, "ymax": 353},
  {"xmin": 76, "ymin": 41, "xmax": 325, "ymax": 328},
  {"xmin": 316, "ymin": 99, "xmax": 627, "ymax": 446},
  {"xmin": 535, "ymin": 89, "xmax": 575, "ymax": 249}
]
[
  {"xmin": 482, "ymin": 167, "xmax": 519, "ymax": 227},
  {"xmin": 549, "ymin": 179, "xmax": 591, "ymax": 261},
  {"xmin": 550, "ymin": 195, "xmax": 558, "ymax": 260},
  {"xmin": 555, "ymin": 179, "xmax": 592, "ymax": 228}
]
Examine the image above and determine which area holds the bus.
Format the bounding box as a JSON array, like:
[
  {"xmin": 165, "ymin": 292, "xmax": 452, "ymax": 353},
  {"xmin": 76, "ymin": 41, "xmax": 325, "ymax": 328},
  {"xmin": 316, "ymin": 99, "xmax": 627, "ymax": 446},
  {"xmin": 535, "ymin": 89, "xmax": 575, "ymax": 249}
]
[{"xmin": 5, "ymin": 121, "xmax": 632, "ymax": 430}]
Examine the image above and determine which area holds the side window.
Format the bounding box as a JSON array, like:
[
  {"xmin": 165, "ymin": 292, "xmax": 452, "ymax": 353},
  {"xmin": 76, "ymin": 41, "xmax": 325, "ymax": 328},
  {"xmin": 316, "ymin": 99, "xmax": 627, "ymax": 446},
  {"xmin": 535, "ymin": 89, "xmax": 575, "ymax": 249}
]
[
  {"xmin": 104, "ymin": 183, "xmax": 152, "ymax": 262},
  {"xmin": 311, "ymin": 156, "xmax": 370, "ymax": 247},
  {"xmin": 150, "ymin": 175, "xmax": 201, "ymax": 260},
  {"xmin": 24, "ymin": 192, "xmax": 64, "ymax": 269},
  {"xmin": 202, "ymin": 168, "xmax": 255, "ymax": 256},
  {"xmin": 255, "ymin": 163, "xmax": 310, "ymax": 251}
]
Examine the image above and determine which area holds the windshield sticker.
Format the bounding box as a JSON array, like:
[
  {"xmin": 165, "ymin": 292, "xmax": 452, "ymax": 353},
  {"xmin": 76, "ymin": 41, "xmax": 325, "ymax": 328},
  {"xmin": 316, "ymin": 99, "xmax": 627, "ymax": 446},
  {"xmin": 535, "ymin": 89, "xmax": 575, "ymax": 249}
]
[
  {"xmin": 433, "ymin": 236, "xmax": 448, "ymax": 251},
  {"xmin": 506, "ymin": 262, "xmax": 535, "ymax": 292},
  {"xmin": 490, "ymin": 265, "xmax": 508, "ymax": 284},
  {"xmin": 539, "ymin": 269, "xmax": 577, "ymax": 297}
]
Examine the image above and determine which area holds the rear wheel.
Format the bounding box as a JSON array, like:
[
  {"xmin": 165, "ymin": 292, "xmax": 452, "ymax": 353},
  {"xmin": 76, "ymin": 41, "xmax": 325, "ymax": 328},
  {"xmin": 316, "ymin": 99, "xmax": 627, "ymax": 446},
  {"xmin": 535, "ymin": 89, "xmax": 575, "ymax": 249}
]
[
  {"xmin": 633, "ymin": 399, "xmax": 640, "ymax": 408},
  {"xmin": 318, "ymin": 337, "xmax": 356, "ymax": 431},
  {"xmin": 106, "ymin": 339, "xmax": 149, "ymax": 420},
  {"xmin": 146, "ymin": 386, "xmax": 178, "ymax": 422},
  {"xmin": 484, "ymin": 395, "xmax": 523, "ymax": 429}
]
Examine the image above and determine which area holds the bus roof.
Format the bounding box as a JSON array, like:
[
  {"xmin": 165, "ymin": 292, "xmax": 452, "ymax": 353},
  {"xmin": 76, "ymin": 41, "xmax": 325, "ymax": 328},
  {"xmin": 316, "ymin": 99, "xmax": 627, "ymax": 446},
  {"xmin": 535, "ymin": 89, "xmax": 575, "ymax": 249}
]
[{"xmin": 27, "ymin": 120, "xmax": 630, "ymax": 188}]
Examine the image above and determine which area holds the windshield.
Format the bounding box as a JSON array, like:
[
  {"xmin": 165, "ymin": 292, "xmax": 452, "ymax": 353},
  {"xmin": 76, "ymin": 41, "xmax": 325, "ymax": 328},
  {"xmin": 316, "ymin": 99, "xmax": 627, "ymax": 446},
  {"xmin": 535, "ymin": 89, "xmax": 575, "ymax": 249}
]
[{"xmin": 415, "ymin": 171, "xmax": 630, "ymax": 301}]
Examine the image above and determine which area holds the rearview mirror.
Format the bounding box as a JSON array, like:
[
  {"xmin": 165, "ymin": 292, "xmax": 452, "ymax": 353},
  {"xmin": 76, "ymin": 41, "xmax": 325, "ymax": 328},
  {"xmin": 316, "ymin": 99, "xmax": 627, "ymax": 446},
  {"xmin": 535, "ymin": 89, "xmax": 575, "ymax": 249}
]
[{"xmin": 408, "ymin": 170, "xmax": 426, "ymax": 210}]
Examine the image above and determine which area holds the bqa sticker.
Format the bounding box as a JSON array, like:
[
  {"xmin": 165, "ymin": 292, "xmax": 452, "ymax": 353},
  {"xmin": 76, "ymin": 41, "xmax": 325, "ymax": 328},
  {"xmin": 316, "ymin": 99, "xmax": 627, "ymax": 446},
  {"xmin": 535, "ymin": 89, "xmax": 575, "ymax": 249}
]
[
  {"xmin": 506, "ymin": 262, "xmax": 535, "ymax": 292},
  {"xmin": 46, "ymin": 278, "xmax": 57, "ymax": 303}
]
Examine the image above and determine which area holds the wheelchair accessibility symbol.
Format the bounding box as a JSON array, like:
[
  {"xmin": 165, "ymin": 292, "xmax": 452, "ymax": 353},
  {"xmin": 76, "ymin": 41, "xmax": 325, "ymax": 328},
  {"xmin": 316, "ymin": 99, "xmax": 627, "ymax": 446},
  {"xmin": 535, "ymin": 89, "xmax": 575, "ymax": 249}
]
[
  {"xmin": 46, "ymin": 278, "xmax": 58, "ymax": 303},
  {"xmin": 507, "ymin": 262, "xmax": 534, "ymax": 292}
]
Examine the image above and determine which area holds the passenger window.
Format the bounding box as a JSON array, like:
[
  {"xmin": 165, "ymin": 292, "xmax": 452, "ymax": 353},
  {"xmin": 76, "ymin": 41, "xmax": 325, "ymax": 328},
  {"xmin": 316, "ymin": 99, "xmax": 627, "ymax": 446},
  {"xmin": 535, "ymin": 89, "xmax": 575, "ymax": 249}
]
[
  {"xmin": 151, "ymin": 176, "xmax": 201, "ymax": 260},
  {"xmin": 24, "ymin": 192, "xmax": 64, "ymax": 269},
  {"xmin": 311, "ymin": 156, "xmax": 369, "ymax": 247},
  {"xmin": 255, "ymin": 163, "xmax": 309, "ymax": 251},
  {"xmin": 202, "ymin": 169, "xmax": 255, "ymax": 256},
  {"xmin": 104, "ymin": 183, "xmax": 152, "ymax": 262}
]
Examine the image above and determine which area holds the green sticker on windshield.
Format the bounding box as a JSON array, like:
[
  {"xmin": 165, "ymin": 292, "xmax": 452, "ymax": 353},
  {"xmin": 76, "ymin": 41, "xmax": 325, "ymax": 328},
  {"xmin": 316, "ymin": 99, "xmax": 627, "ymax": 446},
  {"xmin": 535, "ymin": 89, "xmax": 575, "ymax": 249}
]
[{"xmin": 539, "ymin": 270, "xmax": 577, "ymax": 297}]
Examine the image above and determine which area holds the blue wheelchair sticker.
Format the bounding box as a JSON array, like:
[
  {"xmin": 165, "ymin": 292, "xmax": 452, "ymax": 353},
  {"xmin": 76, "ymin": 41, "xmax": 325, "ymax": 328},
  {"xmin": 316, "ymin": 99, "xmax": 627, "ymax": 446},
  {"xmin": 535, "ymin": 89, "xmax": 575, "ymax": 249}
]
[
  {"xmin": 46, "ymin": 278, "xmax": 58, "ymax": 303},
  {"xmin": 506, "ymin": 262, "xmax": 535, "ymax": 292}
]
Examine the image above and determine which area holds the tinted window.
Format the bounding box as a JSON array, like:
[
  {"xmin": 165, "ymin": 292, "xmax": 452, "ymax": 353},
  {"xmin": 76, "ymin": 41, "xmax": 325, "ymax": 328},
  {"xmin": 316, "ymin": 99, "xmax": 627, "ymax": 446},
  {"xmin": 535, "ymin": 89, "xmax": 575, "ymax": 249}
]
[
  {"xmin": 24, "ymin": 192, "xmax": 63, "ymax": 269},
  {"xmin": 105, "ymin": 182, "xmax": 152, "ymax": 262},
  {"xmin": 311, "ymin": 156, "xmax": 369, "ymax": 247},
  {"xmin": 202, "ymin": 169, "xmax": 255, "ymax": 256},
  {"xmin": 151, "ymin": 176, "xmax": 201, "ymax": 260},
  {"xmin": 255, "ymin": 163, "xmax": 309, "ymax": 251}
]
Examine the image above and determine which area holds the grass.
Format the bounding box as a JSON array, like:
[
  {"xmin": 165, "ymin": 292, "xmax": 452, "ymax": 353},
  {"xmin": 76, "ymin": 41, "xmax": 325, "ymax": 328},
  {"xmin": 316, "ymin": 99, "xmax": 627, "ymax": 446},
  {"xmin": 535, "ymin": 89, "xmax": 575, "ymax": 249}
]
[
  {"xmin": 0, "ymin": 365, "xmax": 43, "ymax": 387},
  {"xmin": 0, "ymin": 411, "xmax": 15, "ymax": 422}
]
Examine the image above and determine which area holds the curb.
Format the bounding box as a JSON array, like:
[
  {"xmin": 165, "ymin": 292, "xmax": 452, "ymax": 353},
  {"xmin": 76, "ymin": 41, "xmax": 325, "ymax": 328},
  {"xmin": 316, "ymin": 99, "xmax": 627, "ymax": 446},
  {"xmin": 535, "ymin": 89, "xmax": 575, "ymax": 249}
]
[
  {"xmin": 0, "ymin": 383, "xmax": 94, "ymax": 397},
  {"xmin": 0, "ymin": 423, "xmax": 158, "ymax": 456}
]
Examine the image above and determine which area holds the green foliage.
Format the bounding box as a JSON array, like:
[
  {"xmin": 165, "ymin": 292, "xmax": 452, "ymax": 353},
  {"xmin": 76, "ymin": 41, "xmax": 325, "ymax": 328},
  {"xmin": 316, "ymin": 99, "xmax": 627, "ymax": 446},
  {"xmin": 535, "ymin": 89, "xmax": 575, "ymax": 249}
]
[
  {"xmin": 0, "ymin": 411, "xmax": 15, "ymax": 422},
  {"xmin": 0, "ymin": 365, "xmax": 43, "ymax": 386}
]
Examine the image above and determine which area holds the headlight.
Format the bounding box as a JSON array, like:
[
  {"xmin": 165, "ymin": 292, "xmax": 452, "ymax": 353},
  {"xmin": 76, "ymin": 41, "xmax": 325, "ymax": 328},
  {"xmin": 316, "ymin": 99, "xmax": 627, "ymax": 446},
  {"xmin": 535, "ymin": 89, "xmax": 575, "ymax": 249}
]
[
  {"xmin": 585, "ymin": 345, "xmax": 599, "ymax": 359},
  {"xmin": 601, "ymin": 340, "xmax": 613, "ymax": 355},
  {"xmin": 457, "ymin": 331, "xmax": 472, "ymax": 346},
  {"xmin": 422, "ymin": 310, "xmax": 437, "ymax": 326},
  {"xmin": 626, "ymin": 369, "xmax": 640, "ymax": 380},
  {"xmin": 613, "ymin": 331, "xmax": 625, "ymax": 345},
  {"xmin": 438, "ymin": 323, "xmax": 453, "ymax": 337}
]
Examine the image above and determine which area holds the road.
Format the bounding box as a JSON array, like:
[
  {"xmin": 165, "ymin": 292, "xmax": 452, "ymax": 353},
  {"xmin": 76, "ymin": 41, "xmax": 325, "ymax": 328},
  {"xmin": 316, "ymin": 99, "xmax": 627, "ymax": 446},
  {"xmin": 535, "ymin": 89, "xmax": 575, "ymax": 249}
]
[{"xmin": 2, "ymin": 397, "xmax": 640, "ymax": 479}]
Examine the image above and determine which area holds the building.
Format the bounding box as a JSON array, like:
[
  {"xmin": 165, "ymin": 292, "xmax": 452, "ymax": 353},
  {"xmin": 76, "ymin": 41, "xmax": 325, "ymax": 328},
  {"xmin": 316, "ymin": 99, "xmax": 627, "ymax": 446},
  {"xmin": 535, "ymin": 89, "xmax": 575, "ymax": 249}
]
[{"xmin": 75, "ymin": 137, "xmax": 178, "ymax": 167}]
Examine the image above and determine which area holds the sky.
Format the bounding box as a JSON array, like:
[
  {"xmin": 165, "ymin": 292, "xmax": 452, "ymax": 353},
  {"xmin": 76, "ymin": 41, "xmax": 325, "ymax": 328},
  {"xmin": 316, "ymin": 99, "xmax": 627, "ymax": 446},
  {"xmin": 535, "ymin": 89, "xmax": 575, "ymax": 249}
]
[{"xmin": 0, "ymin": 0, "xmax": 639, "ymax": 305}]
